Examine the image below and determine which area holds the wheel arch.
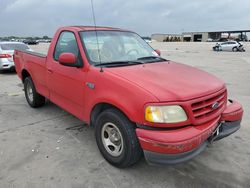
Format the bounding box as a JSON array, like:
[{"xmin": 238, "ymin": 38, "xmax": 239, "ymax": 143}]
[
  {"xmin": 21, "ymin": 69, "xmax": 31, "ymax": 83},
  {"xmin": 90, "ymin": 102, "xmax": 135, "ymax": 127}
]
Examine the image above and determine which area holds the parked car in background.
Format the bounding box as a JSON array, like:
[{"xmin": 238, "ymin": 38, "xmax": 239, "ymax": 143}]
[
  {"xmin": 213, "ymin": 41, "xmax": 245, "ymax": 52},
  {"xmin": 0, "ymin": 42, "xmax": 32, "ymax": 72},
  {"xmin": 23, "ymin": 39, "xmax": 39, "ymax": 45},
  {"xmin": 39, "ymin": 39, "xmax": 51, "ymax": 43}
]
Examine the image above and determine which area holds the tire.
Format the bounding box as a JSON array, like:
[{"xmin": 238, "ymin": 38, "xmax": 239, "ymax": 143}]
[
  {"xmin": 24, "ymin": 77, "xmax": 45, "ymax": 108},
  {"xmin": 232, "ymin": 47, "xmax": 238, "ymax": 52},
  {"xmin": 214, "ymin": 47, "xmax": 219, "ymax": 51},
  {"xmin": 95, "ymin": 108, "xmax": 142, "ymax": 168}
]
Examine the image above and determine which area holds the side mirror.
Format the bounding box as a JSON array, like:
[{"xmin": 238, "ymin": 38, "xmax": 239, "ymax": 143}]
[
  {"xmin": 58, "ymin": 53, "xmax": 76, "ymax": 67},
  {"xmin": 154, "ymin": 49, "xmax": 161, "ymax": 56}
]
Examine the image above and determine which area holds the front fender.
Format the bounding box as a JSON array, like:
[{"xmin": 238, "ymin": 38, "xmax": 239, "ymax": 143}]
[{"xmin": 83, "ymin": 68, "xmax": 158, "ymax": 124}]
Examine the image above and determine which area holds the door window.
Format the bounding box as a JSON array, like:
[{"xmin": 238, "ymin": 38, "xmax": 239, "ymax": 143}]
[{"xmin": 54, "ymin": 31, "xmax": 82, "ymax": 65}]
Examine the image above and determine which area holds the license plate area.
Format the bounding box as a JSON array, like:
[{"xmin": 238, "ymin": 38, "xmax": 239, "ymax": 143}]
[{"xmin": 209, "ymin": 123, "xmax": 222, "ymax": 143}]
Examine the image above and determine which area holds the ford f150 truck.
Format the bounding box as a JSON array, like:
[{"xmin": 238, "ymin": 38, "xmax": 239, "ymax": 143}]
[{"xmin": 14, "ymin": 26, "xmax": 243, "ymax": 168}]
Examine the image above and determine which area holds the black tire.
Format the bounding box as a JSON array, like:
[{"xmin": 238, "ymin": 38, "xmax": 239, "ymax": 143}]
[
  {"xmin": 24, "ymin": 77, "xmax": 45, "ymax": 108},
  {"xmin": 95, "ymin": 108, "xmax": 142, "ymax": 168},
  {"xmin": 214, "ymin": 46, "xmax": 218, "ymax": 51},
  {"xmin": 232, "ymin": 47, "xmax": 238, "ymax": 52}
]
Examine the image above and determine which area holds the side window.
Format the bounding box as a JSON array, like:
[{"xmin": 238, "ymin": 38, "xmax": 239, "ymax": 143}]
[{"xmin": 54, "ymin": 31, "xmax": 82, "ymax": 65}]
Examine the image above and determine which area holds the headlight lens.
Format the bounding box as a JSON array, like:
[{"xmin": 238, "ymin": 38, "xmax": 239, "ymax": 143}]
[{"xmin": 145, "ymin": 105, "xmax": 187, "ymax": 123}]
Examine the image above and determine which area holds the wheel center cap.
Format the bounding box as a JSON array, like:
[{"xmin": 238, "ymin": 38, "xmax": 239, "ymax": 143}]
[{"xmin": 110, "ymin": 133, "xmax": 119, "ymax": 143}]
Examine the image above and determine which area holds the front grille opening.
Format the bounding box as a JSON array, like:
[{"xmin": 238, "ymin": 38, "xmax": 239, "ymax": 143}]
[{"xmin": 191, "ymin": 90, "xmax": 227, "ymax": 120}]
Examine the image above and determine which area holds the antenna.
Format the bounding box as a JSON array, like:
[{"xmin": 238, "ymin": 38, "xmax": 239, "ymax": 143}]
[{"xmin": 90, "ymin": 0, "xmax": 103, "ymax": 72}]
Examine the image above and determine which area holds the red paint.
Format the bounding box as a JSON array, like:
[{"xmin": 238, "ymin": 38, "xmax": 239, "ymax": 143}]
[
  {"xmin": 136, "ymin": 99, "xmax": 243, "ymax": 154},
  {"xmin": 220, "ymin": 100, "xmax": 243, "ymax": 122},
  {"xmin": 58, "ymin": 53, "xmax": 76, "ymax": 65},
  {"xmin": 155, "ymin": 49, "xmax": 161, "ymax": 56},
  {"xmin": 14, "ymin": 26, "xmax": 243, "ymax": 157}
]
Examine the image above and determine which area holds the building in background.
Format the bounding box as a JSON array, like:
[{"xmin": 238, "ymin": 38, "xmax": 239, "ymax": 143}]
[
  {"xmin": 151, "ymin": 34, "xmax": 182, "ymax": 42},
  {"xmin": 152, "ymin": 30, "xmax": 249, "ymax": 42},
  {"xmin": 183, "ymin": 30, "xmax": 249, "ymax": 42}
]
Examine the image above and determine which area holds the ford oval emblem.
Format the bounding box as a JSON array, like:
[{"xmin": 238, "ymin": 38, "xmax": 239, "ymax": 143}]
[{"xmin": 212, "ymin": 102, "xmax": 219, "ymax": 110}]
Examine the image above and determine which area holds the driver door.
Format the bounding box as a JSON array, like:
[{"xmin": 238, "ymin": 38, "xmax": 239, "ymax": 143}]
[{"xmin": 47, "ymin": 31, "xmax": 85, "ymax": 119}]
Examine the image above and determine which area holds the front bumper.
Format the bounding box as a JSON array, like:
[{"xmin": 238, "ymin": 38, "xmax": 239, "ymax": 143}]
[{"xmin": 136, "ymin": 100, "xmax": 243, "ymax": 165}]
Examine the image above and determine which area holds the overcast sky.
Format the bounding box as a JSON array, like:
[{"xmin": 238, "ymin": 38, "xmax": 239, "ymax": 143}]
[{"xmin": 0, "ymin": 0, "xmax": 250, "ymax": 37}]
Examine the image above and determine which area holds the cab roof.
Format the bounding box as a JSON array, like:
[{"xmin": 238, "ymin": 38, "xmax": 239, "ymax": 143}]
[{"xmin": 60, "ymin": 26, "xmax": 130, "ymax": 32}]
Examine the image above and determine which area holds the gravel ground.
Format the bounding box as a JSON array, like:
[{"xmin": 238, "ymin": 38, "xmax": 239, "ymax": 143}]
[{"xmin": 0, "ymin": 42, "xmax": 249, "ymax": 188}]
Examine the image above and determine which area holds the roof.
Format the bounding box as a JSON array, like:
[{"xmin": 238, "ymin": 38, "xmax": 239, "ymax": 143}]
[
  {"xmin": 62, "ymin": 26, "xmax": 130, "ymax": 32},
  {"xmin": 183, "ymin": 29, "xmax": 250, "ymax": 34},
  {"xmin": 151, "ymin": 33, "xmax": 182, "ymax": 36}
]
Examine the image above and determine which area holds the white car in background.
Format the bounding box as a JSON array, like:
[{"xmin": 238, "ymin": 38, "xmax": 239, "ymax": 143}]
[
  {"xmin": 213, "ymin": 41, "xmax": 245, "ymax": 52},
  {"xmin": 0, "ymin": 42, "xmax": 32, "ymax": 72}
]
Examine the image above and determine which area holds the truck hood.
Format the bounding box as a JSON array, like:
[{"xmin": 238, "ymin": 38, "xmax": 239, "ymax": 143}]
[{"xmin": 106, "ymin": 61, "xmax": 225, "ymax": 102}]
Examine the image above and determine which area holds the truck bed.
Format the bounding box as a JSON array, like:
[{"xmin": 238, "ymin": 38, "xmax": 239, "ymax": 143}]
[
  {"xmin": 14, "ymin": 49, "xmax": 49, "ymax": 98},
  {"xmin": 18, "ymin": 49, "xmax": 47, "ymax": 58}
]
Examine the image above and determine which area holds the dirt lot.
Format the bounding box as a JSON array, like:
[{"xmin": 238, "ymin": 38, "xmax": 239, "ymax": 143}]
[{"xmin": 0, "ymin": 42, "xmax": 250, "ymax": 188}]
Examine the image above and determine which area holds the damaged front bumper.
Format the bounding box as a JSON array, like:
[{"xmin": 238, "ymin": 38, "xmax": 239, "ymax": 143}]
[{"xmin": 136, "ymin": 100, "xmax": 243, "ymax": 165}]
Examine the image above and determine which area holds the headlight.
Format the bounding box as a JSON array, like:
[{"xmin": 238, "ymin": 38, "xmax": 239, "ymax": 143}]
[{"xmin": 145, "ymin": 105, "xmax": 187, "ymax": 123}]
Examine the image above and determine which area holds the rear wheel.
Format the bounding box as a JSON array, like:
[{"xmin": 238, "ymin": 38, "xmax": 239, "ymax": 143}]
[
  {"xmin": 232, "ymin": 47, "xmax": 238, "ymax": 52},
  {"xmin": 24, "ymin": 77, "xmax": 45, "ymax": 108},
  {"xmin": 95, "ymin": 108, "xmax": 142, "ymax": 168}
]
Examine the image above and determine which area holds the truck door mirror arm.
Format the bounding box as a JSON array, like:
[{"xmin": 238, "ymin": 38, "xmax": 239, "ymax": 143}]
[{"xmin": 154, "ymin": 49, "xmax": 161, "ymax": 56}]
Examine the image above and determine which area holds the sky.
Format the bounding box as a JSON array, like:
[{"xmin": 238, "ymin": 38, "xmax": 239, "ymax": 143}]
[{"xmin": 0, "ymin": 0, "xmax": 250, "ymax": 37}]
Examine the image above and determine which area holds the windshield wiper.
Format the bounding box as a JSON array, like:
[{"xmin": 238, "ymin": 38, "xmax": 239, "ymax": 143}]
[
  {"xmin": 137, "ymin": 56, "xmax": 167, "ymax": 62},
  {"xmin": 95, "ymin": 60, "xmax": 144, "ymax": 67}
]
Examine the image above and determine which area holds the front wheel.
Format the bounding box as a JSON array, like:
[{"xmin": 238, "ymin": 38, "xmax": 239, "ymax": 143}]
[
  {"xmin": 95, "ymin": 108, "xmax": 142, "ymax": 168},
  {"xmin": 214, "ymin": 46, "xmax": 219, "ymax": 51},
  {"xmin": 24, "ymin": 77, "xmax": 45, "ymax": 108},
  {"xmin": 232, "ymin": 47, "xmax": 238, "ymax": 52}
]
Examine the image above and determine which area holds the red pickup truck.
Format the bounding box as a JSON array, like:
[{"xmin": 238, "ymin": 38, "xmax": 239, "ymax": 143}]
[{"xmin": 14, "ymin": 26, "xmax": 243, "ymax": 168}]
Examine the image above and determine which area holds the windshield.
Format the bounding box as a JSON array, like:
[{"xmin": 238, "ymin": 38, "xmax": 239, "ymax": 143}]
[
  {"xmin": 0, "ymin": 43, "xmax": 29, "ymax": 51},
  {"xmin": 80, "ymin": 31, "xmax": 158, "ymax": 65}
]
